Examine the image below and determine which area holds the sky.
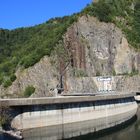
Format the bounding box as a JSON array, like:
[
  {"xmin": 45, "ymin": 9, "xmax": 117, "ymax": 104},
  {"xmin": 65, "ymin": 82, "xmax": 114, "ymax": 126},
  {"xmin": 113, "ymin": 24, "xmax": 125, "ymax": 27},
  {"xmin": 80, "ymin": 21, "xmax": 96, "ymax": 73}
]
[{"xmin": 0, "ymin": 0, "xmax": 92, "ymax": 30}]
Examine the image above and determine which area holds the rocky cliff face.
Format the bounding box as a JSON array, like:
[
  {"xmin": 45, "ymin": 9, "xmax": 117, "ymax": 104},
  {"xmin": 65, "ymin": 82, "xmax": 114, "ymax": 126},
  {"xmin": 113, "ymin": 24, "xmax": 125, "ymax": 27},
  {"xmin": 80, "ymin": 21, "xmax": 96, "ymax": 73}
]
[
  {"xmin": 0, "ymin": 15, "xmax": 140, "ymax": 98},
  {"xmin": 63, "ymin": 15, "xmax": 140, "ymax": 93},
  {"xmin": 0, "ymin": 56, "xmax": 59, "ymax": 97},
  {"xmin": 64, "ymin": 16, "xmax": 140, "ymax": 76}
]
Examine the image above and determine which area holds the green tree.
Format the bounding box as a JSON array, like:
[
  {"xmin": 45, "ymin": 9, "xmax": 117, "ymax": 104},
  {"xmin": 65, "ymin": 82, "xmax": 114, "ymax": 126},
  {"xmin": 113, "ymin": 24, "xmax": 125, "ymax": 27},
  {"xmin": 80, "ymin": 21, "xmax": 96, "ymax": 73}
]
[{"xmin": 3, "ymin": 79, "xmax": 12, "ymax": 88}]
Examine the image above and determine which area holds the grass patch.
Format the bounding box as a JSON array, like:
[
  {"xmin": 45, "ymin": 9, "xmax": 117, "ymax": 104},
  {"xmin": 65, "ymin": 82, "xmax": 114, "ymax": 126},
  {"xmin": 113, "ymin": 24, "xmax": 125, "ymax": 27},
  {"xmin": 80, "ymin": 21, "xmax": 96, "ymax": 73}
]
[{"xmin": 23, "ymin": 86, "xmax": 35, "ymax": 97}]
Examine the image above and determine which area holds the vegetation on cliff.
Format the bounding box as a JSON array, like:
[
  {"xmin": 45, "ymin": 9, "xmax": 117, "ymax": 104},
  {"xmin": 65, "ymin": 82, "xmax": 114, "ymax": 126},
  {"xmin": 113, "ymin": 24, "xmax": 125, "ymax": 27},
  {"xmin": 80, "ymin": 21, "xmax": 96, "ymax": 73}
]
[
  {"xmin": 0, "ymin": 15, "xmax": 78, "ymax": 86},
  {"xmin": 22, "ymin": 85, "xmax": 35, "ymax": 97},
  {"xmin": 0, "ymin": 105, "xmax": 10, "ymax": 127},
  {"xmin": 82, "ymin": 0, "xmax": 140, "ymax": 48},
  {"xmin": 0, "ymin": 0, "xmax": 139, "ymax": 87}
]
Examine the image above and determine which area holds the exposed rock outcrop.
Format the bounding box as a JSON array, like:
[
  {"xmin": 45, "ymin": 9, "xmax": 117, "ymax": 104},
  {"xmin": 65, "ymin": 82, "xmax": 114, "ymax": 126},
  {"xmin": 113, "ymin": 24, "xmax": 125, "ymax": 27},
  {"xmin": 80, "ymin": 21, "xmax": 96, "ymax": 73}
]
[
  {"xmin": 64, "ymin": 16, "xmax": 139, "ymax": 76},
  {"xmin": 0, "ymin": 56, "xmax": 59, "ymax": 97}
]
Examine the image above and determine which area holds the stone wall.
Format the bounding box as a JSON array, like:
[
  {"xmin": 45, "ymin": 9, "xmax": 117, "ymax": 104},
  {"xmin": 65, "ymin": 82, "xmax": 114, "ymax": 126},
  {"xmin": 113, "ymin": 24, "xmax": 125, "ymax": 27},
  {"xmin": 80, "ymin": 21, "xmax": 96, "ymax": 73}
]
[{"xmin": 66, "ymin": 76, "xmax": 140, "ymax": 94}]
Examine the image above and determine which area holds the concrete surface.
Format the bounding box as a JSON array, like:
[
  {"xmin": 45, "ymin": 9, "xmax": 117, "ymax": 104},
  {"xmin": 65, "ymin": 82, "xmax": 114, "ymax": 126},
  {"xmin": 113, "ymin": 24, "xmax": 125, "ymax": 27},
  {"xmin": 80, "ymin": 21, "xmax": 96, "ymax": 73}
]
[
  {"xmin": 11, "ymin": 97, "xmax": 137, "ymax": 130},
  {"xmin": 0, "ymin": 92, "xmax": 136, "ymax": 106}
]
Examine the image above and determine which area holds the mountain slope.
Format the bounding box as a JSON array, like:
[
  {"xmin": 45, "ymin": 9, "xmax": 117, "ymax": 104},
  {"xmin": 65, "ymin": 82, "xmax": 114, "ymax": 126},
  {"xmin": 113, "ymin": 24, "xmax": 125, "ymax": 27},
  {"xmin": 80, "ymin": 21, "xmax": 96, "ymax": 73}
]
[
  {"xmin": 0, "ymin": 0, "xmax": 140, "ymax": 97},
  {"xmin": 0, "ymin": 15, "xmax": 78, "ymax": 86},
  {"xmin": 0, "ymin": 14, "xmax": 140, "ymax": 98}
]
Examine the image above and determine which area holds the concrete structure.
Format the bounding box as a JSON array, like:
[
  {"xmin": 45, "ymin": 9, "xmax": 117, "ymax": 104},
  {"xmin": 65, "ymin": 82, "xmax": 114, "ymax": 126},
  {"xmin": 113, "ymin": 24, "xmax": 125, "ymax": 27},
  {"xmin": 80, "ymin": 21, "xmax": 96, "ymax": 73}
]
[
  {"xmin": 0, "ymin": 92, "xmax": 136, "ymax": 106},
  {"xmin": 97, "ymin": 77, "xmax": 113, "ymax": 92},
  {"xmin": 134, "ymin": 92, "xmax": 140, "ymax": 102},
  {"xmin": 0, "ymin": 92, "xmax": 138, "ymax": 139},
  {"xmin": 135, "ymin": 96, "xmax": 140, "ymax": 101}
]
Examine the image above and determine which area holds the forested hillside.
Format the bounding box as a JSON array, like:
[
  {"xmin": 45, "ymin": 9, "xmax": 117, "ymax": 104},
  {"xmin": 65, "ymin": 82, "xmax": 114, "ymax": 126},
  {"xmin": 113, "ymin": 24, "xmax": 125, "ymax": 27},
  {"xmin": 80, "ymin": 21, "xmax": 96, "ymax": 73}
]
[
  {"xmin": 83, "ymin": 0, "xmax": 140, "ymax": 48},
  {"xmin": 0, "ymin": 0, "xmax": 139, "ymax": 88},
  {"xmin": 0, "ymin": 15, "xmax": 78, "ymax": 87}
]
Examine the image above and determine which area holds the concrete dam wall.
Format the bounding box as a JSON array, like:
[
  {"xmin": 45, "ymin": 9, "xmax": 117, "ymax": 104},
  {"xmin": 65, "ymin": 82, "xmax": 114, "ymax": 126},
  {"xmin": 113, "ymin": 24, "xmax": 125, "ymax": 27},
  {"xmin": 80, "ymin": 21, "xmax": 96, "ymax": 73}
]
[{"xmin": 11, "ymin": 97, "xmax": 138, "ymax": 133}]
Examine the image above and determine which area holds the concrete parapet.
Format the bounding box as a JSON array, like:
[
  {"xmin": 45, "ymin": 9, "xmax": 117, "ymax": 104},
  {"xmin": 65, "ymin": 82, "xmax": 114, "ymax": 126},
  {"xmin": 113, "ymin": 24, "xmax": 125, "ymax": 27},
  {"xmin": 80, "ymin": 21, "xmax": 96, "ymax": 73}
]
[{"xmin": 0, "ymin": 92, "xmax": 136, "ymax": 106}]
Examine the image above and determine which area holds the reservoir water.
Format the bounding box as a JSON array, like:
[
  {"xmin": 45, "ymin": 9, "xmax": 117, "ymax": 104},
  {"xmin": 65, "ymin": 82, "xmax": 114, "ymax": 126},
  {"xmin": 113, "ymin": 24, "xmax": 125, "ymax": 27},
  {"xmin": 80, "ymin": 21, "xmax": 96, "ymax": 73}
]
[{"xmin": 0, "ymin": 104, "xmax": 140, "ymax": 140}]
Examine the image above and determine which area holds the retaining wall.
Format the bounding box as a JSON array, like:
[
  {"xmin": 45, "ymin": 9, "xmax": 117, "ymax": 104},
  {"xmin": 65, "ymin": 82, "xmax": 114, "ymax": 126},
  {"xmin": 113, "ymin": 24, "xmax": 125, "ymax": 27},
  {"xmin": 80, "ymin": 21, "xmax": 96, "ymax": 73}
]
[{"xmin": 11, "ymin": 97, "xmax": 138, "ymax": 131}]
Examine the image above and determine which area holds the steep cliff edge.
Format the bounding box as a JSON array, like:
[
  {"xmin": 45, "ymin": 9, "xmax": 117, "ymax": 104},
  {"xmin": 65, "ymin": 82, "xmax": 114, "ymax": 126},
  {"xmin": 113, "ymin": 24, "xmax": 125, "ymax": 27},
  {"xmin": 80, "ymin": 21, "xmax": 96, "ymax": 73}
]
[
  {"xmin": 61, "ymin": 15, "xmax": 140, "ymax": 93},
  {"xmin": 64, "ymin": 16, "xmax": 140, "ymax": 76},
  {"xmin": 0, "ymin": 15, "xmax": 139, "ymax": 98}
]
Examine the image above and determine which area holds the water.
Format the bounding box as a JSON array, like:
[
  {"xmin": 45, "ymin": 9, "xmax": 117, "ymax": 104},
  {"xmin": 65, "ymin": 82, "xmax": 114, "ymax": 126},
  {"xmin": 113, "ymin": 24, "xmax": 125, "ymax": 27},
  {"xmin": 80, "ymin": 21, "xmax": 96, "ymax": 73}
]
[
  {"xmin": 1, "ymin": 105, "xmax": 140, "ymax": 140},
  {"xmin": 0, "ymin": 133, "xmax": 18, "ymax": 140}
]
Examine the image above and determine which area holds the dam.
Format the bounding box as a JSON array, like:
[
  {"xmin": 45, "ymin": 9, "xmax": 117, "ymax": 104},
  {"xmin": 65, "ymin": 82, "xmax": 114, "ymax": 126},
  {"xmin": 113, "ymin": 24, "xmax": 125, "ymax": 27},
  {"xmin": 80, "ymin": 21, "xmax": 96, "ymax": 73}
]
[{"xmin": 0, "ymin": 92, "xmax": 138, "ymax": 139}]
